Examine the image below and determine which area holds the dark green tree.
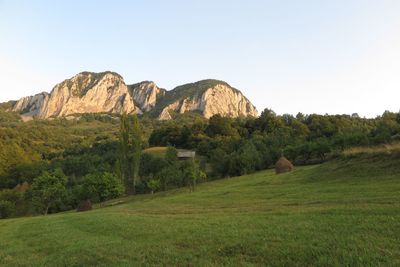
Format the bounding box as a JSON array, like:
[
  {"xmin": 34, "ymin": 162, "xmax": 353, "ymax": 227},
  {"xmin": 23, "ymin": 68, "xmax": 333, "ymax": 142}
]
[
  {"xmin": 118, "ymin": 113, "xmax": 130, "ymax": 193},
  {"xmin": 206, "ymin": 115, "xmax": 238, "ymax": 137},
  {"xmin": 81, "ymin": 172, "xmax": 124, "ymax": 203},
  {"xmin": 130, "ymin": 114, "xmax": 142, "ymax": 194},
  {"xmin": 165, "ymin": 146, "xmax": 178, "ymax": 165},
  {"xmin": 0, "ymin": 200, "xmax": 14, "ymax": 219},
  {"xmin": 28, "ymin": 169, "xmax": 67, "ymax": 215},
  {"xmin": 118, "ymin": 113, "xmax": 142, "ymax": 194}
]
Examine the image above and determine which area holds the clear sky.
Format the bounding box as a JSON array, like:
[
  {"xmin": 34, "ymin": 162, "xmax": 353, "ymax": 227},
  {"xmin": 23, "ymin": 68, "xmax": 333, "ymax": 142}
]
[{"xmin": 1, "ymin": 0, "xmax": 399, "ymax": 117}]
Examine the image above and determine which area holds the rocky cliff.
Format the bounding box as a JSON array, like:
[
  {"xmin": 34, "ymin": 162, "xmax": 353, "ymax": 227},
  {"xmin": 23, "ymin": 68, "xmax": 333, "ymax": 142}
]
[
  {"xmin": 12, "ymin": 72, "xmax": 258, "ymax": 120},
  {"xmin": 12, "ymin": 92, "xmax": 49, "ymax": 117},
  {"xmin": 156, "ymin": 80, "xmax": 258, "ymax": 120},
  {"xmin": 128, "ymin": 82, "xmax": 166, "ymax": 112},
  {"xmin": 13, "ymin": 72, "xmax": 142, "ymax": 119}
]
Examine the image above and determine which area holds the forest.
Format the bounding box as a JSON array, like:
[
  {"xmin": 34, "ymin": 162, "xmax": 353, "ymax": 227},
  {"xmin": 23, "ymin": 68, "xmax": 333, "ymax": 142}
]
[{"xmin": 1, "ymin": 106, "xmax": 400, "ymax": 218}]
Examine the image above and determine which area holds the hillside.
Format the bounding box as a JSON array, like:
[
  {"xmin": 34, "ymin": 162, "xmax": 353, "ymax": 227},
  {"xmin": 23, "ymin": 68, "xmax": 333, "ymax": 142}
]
[{"xmin": 1, "ymin": 154, "xmax": 399, "ymax": 266}]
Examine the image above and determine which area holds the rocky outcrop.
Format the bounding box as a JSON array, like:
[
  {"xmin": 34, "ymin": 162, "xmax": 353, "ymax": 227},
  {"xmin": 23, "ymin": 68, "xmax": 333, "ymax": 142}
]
[
  {"xmin": 13, "ymin": 72, "xmax": 141, "ymax": 119},
  {"xmin": 12, "ymin": 73, "xmax": 258, "ymax": 120},
  {"xmin": 12, "ymin": 92, "xmax": 49, "ymax": 116},
  {"xmin": 128, "ymin": 82, "xmax": 165, "ymax": 112},
  {"xmin": 40, "ymin": 72, "xmax": 140, "ymax": 119},
  {"xmin": 157, "ymin": 80, "xmax": 258, "ymax": 120}
]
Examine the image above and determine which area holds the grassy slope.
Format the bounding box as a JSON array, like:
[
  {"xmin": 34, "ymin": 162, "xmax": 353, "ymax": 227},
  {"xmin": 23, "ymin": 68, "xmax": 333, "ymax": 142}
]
[{"xmin": 1, "ymin": 155, "xmax": 400, "ymax": 266}]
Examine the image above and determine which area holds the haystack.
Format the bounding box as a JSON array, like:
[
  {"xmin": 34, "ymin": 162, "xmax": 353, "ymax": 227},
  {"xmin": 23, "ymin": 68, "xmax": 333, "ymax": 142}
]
[{"xmin": 275, "ymin": 156, "xmax": 294, "ymax": 174}]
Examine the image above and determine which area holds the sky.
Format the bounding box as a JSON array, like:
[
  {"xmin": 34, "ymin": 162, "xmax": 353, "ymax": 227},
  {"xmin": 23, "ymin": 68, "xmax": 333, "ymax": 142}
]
[{"xmin": 0, "ymin": 0, "xmax": 399, "ymax": 118}]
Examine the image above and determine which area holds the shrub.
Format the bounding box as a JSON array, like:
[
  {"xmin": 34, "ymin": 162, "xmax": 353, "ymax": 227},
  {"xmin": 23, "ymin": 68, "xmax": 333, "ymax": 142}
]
[
  {"xmin": 0, "ymin": 200, "xmax": 15, "ymax": 219},
  {"xmin": 81, "ymin": 172, "xmax": 124, "ymax": 203},
  {"xmin": 147, "ymin": 179, "xmax": 161, "ymax": 194}
]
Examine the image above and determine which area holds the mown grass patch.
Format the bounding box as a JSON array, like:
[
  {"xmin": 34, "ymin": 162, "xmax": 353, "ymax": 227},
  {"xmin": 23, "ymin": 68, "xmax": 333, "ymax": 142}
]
[{"xmin": 1, "ymin": 155, "xmax": 399, "ymax": 266}]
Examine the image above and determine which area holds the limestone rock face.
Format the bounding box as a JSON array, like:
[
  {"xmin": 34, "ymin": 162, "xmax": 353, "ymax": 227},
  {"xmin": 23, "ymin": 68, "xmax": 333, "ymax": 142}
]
[
  {"xmin": 12, "ymin": 74, "xmax": 258, "ymax": 120},
  {"xmin": 12, "ymin": 92, "xmax": 49, "ymax": 116},
  {"xmin": 14, "ymin": 72, "xmax": 141, "ymax": 119},
  {"xmin": 157, "ymin": 81, "xmax": 258, "ymax": 120},
  {"xmin": 128, "ymin": 82, "xmax": 165, "ymax": 112}
]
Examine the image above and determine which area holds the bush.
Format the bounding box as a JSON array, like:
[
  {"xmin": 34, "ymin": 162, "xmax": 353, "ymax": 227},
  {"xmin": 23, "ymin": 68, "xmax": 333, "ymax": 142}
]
[
  {"xmin": 147, "ymin": 179, "xmax": 161, "ymax": 194},
  {"xmin": 0, "ymin": 200, "xmax": 15, "ymax": 219},
  {"xmin": 81, "ymin": 172, "xmax": 124, "ymax": 203}
]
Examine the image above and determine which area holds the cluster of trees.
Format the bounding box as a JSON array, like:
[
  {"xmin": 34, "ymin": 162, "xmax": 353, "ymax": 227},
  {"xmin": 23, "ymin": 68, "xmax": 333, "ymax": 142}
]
[
  {"xmin": 0, "ymin": 111, "xmax": 205, "ymax": 218},
  {"xmin": 149, "ymin": 109, "xmax": 400, "ymax": 177},
  {"xmin": 140, "ymin": 147, "xmax": 206, "ymax": 193},
  {"xmin": 0, "ymin": 168, "xmax": 125, "ymax": 218},
  {"xmin": 1, "ymin": 107, "xmax": 400, "ymax": 218}
]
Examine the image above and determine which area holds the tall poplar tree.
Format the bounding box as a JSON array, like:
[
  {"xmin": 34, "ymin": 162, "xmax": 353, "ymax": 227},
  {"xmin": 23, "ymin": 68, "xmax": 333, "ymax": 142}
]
[
  {"xmin": 130, "ymin": 114, "xmax": 141, "ymax": 194},
  {"xmin": 118, "ymin": 113, "xmax": 141, "ymax": 194}
]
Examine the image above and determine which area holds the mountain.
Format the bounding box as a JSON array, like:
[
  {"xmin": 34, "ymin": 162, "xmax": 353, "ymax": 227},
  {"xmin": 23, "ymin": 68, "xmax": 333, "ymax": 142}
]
[
  {"xmin": 155, "ymin": 79, "xmax": 258, "ymax": 120},
  {"xmin": 128, "ymin": 81, "xmax": 166, "ymax": 112},
  {"xmin": 11, "ymin": 72, "xmax": 258, "ymax": 119},
  {"xmin": 12, "ymin": 72, "xmax": 139, "ymax": 119}
]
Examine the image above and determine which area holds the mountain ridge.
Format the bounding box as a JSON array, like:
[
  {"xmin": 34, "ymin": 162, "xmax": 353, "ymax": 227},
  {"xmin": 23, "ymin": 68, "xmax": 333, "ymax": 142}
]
[{"xmin": 10, "ymin": 71, "xmax": 258, "ymax": 120}]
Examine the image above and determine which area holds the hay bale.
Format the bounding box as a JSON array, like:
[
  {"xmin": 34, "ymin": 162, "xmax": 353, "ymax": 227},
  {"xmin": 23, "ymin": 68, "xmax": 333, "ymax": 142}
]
[
  {"xmin": 275, "ymin": 156, "xmax": 294, "ymax": 174},
  {"xmin": 77, "ymin": 200, "xmax": 92, "ymax": 212}
]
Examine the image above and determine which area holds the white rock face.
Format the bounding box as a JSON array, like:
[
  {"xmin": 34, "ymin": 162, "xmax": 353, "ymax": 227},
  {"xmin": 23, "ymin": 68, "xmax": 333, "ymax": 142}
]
[
  {"xmin": 14, "ymin": 72, "xmax": 141, "ymax": 119},
  {"xmin": 12, "ymin": 92, "xmax": 49, "ymax": 116},
  {"xmin": 158, "ymin": 84, "xmax": 258, "ymax": 120},
  {"xmin": 158, "ymin": 101, "xmax": 182, "ymax": 120},
  {"xmin": 129, "ymin": 82, "xmax": 165, "ymax": 112},
  {"xmin": 12, "ymin": 73, "xmax": 258, "ymax": 120}
]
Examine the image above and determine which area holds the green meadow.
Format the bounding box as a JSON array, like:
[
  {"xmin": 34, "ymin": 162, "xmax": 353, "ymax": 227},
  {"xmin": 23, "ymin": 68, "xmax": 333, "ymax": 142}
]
[{"xmin": 1, "ymin": 153, "xmax": 399, "ymax": 266}]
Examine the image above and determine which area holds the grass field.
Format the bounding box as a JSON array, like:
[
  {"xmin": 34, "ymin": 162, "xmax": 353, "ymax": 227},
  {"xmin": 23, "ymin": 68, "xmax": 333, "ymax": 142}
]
[
  {"xmin": 143, "ymin": 146, "xmax": 168, "ymax": 157},
  {"xmin": 1, "ymin": 154, "xmax": 400, "ymax": 266}
]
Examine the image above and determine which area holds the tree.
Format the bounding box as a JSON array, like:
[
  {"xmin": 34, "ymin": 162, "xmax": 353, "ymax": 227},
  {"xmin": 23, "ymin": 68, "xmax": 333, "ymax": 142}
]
[
  {"xmin": 209, "ymin": 148, "xmax": 229, "ymax": 177},
  {"xmin": 0, "ymin": 142, "xmax": 32, "ymax": 187},
  {"xmin": 206, "ymin": 115, "xmax": 238, "ymax": 137},
  {"xmin": 29, "ymin": 169, "xmax": 67, "ymax": 215},
  {"xmin": 147, "ymin": 179, "xmax": 160, "ymax": 194},
  {"xmin": 255, "ymin": 109, "xmax": 284, "ymax": 134},
  {"xmin": 157, "ymin": 164, "xmax": 182, "ymax": 190},
  {"xmin": 0, "ymin": 200, "xmax": 14, "ymax": 219},
  {"xmin": 156, "ymin": 146, "xmax": 182, "ymax": 190},
  {"xmin": 139, "ymin": 153, "xmax": 166, "ymax": 179},
  {"xmin": 313, "ymin": 139, "xmax": 331, "ymax": 161},
  {"xmin": 118, "ymin": 113, "xmax": 130, "ymax": 193},
  {"xmin": 238, "ymin": 141, "xmax": 262, "ymax": 174},
  {"xmin": 0, "ymin": 188, "xmax": 24, "ymax": 219},
  {"xmin": 80, "ymin": 172, "xmax": 124, "ymax": 203},
  {"xmin": 290, "ymin": 120, "xmax": 310, "ymax": 139},
  {"xmin": 165, "ymin": 146, "xmax": 178, "ymax": 166},
  {"xmin": 118, "ymin": 113, "xmax": 142, "ymax": 194},
  {"xmin": 130, "ymin": 114, "xmax": 142, "ymax": 194},
  {"xmin": 182, "ymin": 159, "xmax": 206, "ymax": 192},
  {"xmin": 148, "ymin": 123, "xmax": 189, "ymax": 147}
]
